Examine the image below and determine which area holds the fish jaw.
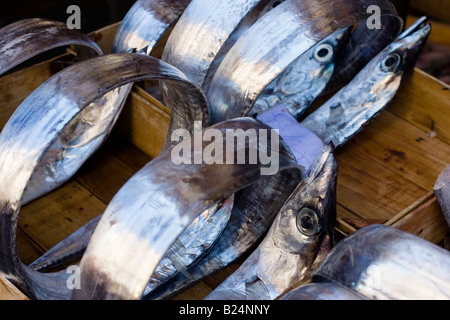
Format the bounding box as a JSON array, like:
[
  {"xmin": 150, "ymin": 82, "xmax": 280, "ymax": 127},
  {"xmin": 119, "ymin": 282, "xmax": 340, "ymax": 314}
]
[
  {"xmin": 205, "ymin": 145, "xmax": 337, "ymax": 300},
  {"xmin": 301, "ymin": 20, "xmax": 431, "ymax": 149}
]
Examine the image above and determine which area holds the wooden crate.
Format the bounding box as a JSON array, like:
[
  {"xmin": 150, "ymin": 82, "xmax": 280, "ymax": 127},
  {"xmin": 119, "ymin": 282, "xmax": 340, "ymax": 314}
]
[{"xmin": 0, "ymin": 19, "xmax": 449, "ymax": 300}]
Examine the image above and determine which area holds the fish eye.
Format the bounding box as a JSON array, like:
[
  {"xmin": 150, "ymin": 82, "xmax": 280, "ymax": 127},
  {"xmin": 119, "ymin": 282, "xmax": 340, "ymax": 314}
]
[
  {"xmin": 313, "ymin": 43, "xmax": 334, "ymax": 62},
  {"xmin": 296, "ymin": 207, "xmax": 321, "ymax": 236},
  {"xmin": 272, "ymin": 1, "xmax": 282, "ymax": 8},
  {"xmin": 380, "ymin": 53, "xmax": 402, "ymax": 72}
]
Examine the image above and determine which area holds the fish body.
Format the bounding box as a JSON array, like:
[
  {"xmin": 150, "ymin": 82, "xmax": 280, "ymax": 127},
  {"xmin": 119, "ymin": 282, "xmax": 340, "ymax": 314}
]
[
  {"xmin": 205, "ymin": 145, "xmax": 337, "ymax": 300},
  {"xmin": 302, "ymin": 19, "xmax": 431, "ymax": 148},
  {"xmin": 0, "ymin": 53, "xmax": 208, "ymax": 300},
  {"xmin": 147, "ymin": 17, "xmax": 431, "ymax": 300},
  {"xmin": 251, "ymin": 28, "xmax": 350, "ymax": 119},
  {"xmin": 72, "ymin": 118, "xmax": 302, "ymax": 300},
  {"xmin": 313, "ymin": 224, "xmax": 450, "ymax": 300},
  {"xmin": 434, "ymin": 165, "xmax": 450, "ymax": 228}
]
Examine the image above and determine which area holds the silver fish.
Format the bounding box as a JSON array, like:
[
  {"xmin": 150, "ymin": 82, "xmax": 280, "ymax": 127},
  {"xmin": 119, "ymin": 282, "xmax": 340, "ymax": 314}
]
[
  {"xmin": 206, "ymin": 0, "xmax": 400, "ymax": 124},
  {"xmin": 0, "ymin": 53, "xmax": 208, "ymax": 300},
  {"xmin": 161, "ymin": 0, "xmax": 277, "ymax": 89},
  {"xmin": 0, "ymin": 18, "xmax": 102, "ymax": 76},
  {"xmin": 71, "ymin": 118, "xmax": 302, "ymax": 300},
  {"xmin": 250, "ymin": 28, "xmax": 350, "ymax": 119},
  {"xmin": 301, "ymin": 20, "xmax": 431, "ymax": 148},
  {"xmin": 312, "ymin": 224, "xmax": 450, "ymax": 300},
  {"xmin": 205, "ymin": 144, "xmax": 337, "ymax": 300},
  {"xmin": 280, "ymin": 282, "xmax": 364, "ymax": 300},
  {"xmin": 146, "ymin": 17, "xmax": 431, "ymax": 300},
  {"xmin": 434, "ymin": 165, "xmax": 450, "ymax": 228},
  {"xmin": 27, "ymin": 0, "xmax": 211, "ymax": 280},
  {"xmin": 30, "ymin": 1, "xmax": 400, "ymax": 298},
  {"xmin": 0, "ymin": 18, "xmax": 103, "ymax": 204},
  {"xmin": 31, "ymin": 0, "xmax": 340, "ymax": 287}
]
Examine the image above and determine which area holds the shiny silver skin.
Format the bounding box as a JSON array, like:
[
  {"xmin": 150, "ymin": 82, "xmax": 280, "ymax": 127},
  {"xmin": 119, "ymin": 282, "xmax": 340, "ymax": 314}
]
[
  {"xmin": 112, "ymin": 0, "xmax": 190, "ymax": 54},
  {"xmin": 27, "ymin": 0, "xmax": 281, "ymax": 291},
  {"xmin": 250, "ymin": 28, "xmax": 350, "ymax": 119},
  {"xmin": 162, "ymin": 0, "xmax": 279, "ymax": 87},
  {"xmin": 0, "ymin": 18, "xmax": 102, "ymax": 76},
  {"xmin": 27, "ymin": 0, "xmax": 213, "ymax": 282},
  {"xmin": 301, "ymin": 20, "xmax": 431, "ymax": 148},
  {"xmin": 324, "ymin": 14, "xmax": 403, "ymax": 93},
  {"xmin": 313, "ymin": 225, "xmax": 450, "ymax": 300},
  {"xmin": 205, "ymin": 145, "xmax": 337, "ymax": 300},
  {"xmin": 72, "ymin": 118, "xmax": 302, "ymax": 300},
  {"xmin": 434, "ymin": 165, "xmax": 450, "ymax": 228},
  {"xmin": 206, "ymin": 0, "xmax": 400, "ymax": 124},
  {"xmin": 29, "ymin": 195, "xmax": 235, "ymax": 296},
  {"xmin": 280, "ymin": 282, "xmax": 364, "ymax": 300},
  {"xmin": 145, "ymin": 166, "xmax": 302, "ymax": 300},
  {"xmin": 146, "ymin": 17, "xmax": 431, "ymax": 300},
  {"xmin": 0, "ymin": 18, "xmax": 103, "ymax": 204},
  {"xmin": 0, "ymin": 53, "xmax": 208, "ymax": 300},
  {"xmin": 143, "ymin": 197, "xmax": 233, "ymax": 295},
  {"xmin": 156, "ymin": 0, "xmax": 290, "ymax": 294}
]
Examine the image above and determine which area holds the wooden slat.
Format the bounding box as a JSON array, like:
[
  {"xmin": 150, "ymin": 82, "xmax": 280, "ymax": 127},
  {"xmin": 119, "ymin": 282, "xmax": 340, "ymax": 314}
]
[
  {"xmin": 391, "ymin": 196, "xmax": 450, "ymax": 244},
  {"xmin": 88, "ymin": 22, "xmax": 121, "ymax": 54},
  {"xmin": 0, "ymin": 276, "xmax": 28, "ymax": 300},
  {"xmin": 115, "ymin": 88, "xmax": 170, "ymax": 159}
]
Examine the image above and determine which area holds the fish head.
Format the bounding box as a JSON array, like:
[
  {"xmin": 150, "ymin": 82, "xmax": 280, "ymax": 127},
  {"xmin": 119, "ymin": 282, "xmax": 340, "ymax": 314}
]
[
  {"xmin": 360, "ymin": 18, "xmax": 431, "ymax": 87},
  {"xmin": 269, "ymin": 144, "xmax": 337, "ymax": 269}
]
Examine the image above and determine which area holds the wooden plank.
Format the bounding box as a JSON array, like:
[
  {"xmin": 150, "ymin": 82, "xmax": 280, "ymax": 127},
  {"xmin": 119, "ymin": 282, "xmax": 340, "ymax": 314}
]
[
  {"xmin": 115, "ymin": 88, "xmax": 170, "ymax": 159},
  {"xmin": 74, "ymin": 137, "xmax": 150, "ymax": 203},
  {"xmin": 337, "ymin": 141, "xmax": 428, "ymax": 220},
  {"xmin": 410, "ymin": 0, "xmax": 450, "ymax": 25},
  {"xmin": 0, "ymin": 276, "xmax": 28, "ymax": 300},
  {"xmin": 388, "ymin": 69, "xmax": 450, "ymax": 145},
  {"xmin": 18, "ymin": 181, "xmax": 107, "ymax": 265},
  {"xmin": 391, "ymin": 196, "xmax": 450, "ymax": 244},
  {"xmin": 88, "ymin": 22, "xmax": 121, "ymax": 54}
]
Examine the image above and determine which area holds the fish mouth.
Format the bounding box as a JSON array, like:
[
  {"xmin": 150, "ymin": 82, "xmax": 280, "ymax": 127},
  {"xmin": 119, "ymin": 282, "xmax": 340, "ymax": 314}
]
[{"xmin": 394, "ymin": 17, "xmax": 431, "ymax": 74}]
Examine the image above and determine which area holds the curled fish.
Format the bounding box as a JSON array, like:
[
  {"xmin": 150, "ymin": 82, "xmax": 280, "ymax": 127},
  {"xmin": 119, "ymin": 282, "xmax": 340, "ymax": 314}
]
[
  {"xmin": 205, "ymin": 144, "xmax": 337, "ymax": 300},
  {"xmin": 112, "ymin": 0, "xmax": 190, "ymax": 54},
  {"xmin": 250, "ymin": 28, "xmax": 350, "ymax": 119},
  {"xmin": 0, "ymin": 53, "xmax": 208, "ymax": 300},
  {"xmin": 206, "ymin": 0, "xmax": 401, "ymax": 124},
  {"xmin": 434, "ymin": 165, "xmax": 450, "ymax": 228},
  {"xmin": 312, "ymin": 224, "xmax": 450, "ymax": 300},
  {"xmin": 146, "ymin": 17, "xmax": 430, "ymax": 300},
  {"xmin": 28, "ymin": 0, "xmax": 404, "ymax": 299},
  {"xmin": 71, "ymin": 118, "xmax": 302, "ymax": 300},
  {"xmin": 301, "ymin": 18, "xmax": 431, "ymax": 148},
  {"xmin": 30, "ymin": 0, "xmax": 346, "ymax": 289}
]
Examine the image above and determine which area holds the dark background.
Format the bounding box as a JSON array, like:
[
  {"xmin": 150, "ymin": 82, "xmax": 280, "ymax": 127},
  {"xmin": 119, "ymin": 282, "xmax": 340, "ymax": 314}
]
[
  {"xmin": 0, "ymin": 0, "xmax": 412, "ymax": 33},
  {"xmin": 0, "ymin": 0, "xmax": 135, "ymax": 32}
]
